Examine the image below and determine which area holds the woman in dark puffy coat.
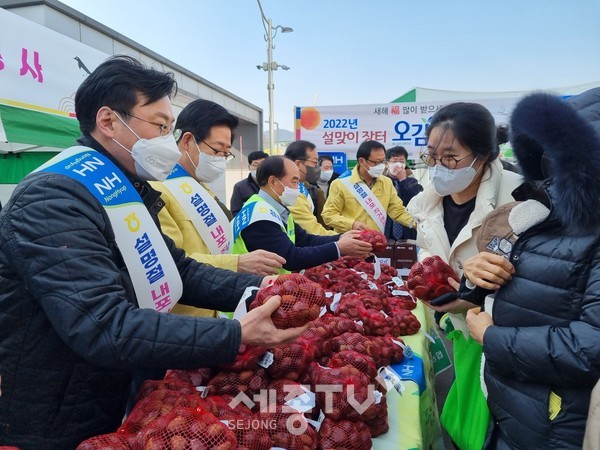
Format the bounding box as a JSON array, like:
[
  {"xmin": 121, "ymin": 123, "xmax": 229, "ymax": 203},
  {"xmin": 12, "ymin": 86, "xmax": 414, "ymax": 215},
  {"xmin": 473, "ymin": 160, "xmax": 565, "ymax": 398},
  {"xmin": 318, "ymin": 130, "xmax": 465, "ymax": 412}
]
[{"xmin": 464, "ymin": 88, "xmax": 600, "ymax": 449}]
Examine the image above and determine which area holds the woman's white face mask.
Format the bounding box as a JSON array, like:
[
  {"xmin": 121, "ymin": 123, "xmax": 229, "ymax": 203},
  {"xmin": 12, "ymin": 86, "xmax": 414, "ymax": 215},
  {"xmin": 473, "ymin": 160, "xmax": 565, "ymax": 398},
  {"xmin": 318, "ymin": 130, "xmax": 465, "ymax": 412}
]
[{"xmin": 429, "ymin": 157, "xmax": 479, "ymax": 196}]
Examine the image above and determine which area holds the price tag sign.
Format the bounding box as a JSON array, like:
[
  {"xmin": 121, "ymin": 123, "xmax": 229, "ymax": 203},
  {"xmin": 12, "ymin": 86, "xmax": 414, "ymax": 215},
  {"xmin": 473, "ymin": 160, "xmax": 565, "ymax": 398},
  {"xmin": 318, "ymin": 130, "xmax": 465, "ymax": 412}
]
[
  {"xmin": 195, "ymin": 386, "xmax": 209, "ymax": 398},
  {"xmin": 258, "ymin": 351, "xmax": 274, "ymax": 369},
  {"xmin": 429, "ymin": 329, "xmax": 452, "ymax": 375},
  {"xmin": 373, "ymin": 255, "xmax": 382, "ymax": 280}
]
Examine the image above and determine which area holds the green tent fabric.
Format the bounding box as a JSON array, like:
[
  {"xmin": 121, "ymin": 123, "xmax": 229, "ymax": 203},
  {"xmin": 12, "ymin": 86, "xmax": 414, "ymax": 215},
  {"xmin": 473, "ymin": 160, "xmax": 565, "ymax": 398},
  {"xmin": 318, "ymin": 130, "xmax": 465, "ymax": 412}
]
[
  {"xmin": 0, "ymin": 152, "xmax": 59, "ymax": 184},
  {"xmin": 0, "ymin": 104, "xmax": 80, "ymax": 148},
  {"xmin": 391, "ymin": 89, "xmax": 417, "ymax": 103}
]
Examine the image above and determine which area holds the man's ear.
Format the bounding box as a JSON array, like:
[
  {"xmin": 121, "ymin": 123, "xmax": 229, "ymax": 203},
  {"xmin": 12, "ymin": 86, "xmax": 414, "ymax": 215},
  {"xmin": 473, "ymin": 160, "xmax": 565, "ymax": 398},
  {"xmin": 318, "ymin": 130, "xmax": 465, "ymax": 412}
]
[
  {"xmin": 95, "ymin": 106, "xmax": 116, "ymax": 139},
  {"xmin": 179, "ymin": 131, "xmax": 195, "ymax": 151}
]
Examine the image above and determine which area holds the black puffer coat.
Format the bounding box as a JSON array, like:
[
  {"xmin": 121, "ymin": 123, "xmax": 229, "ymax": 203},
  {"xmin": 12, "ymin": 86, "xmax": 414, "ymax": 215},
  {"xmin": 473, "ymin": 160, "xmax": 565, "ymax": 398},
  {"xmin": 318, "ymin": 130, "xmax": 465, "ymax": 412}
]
[
  {"xmin": 483, "ymin": 91, "xmax": 600, "ymax": 449},
  {"xmin": 0, "ymin": 136, "xmax": 261, "ymax": 449}
]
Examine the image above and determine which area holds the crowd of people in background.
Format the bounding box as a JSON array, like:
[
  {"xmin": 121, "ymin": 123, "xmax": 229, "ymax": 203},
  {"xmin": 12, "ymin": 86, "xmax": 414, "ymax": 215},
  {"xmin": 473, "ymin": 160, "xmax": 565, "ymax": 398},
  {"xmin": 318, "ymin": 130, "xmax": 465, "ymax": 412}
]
[{"xmin": 1, "ymin": 54, "xmax": 599, "ymax": 449}]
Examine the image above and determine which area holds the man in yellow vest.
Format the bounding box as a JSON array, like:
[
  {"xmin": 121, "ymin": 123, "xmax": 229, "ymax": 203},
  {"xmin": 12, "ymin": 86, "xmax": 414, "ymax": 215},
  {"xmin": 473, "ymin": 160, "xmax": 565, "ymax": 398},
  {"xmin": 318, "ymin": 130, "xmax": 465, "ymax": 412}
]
[
  {"xmin": 284, "ymin": 140, "xmax": 336, "ymax": 236},
  {"xmin": 232, "ymin": 156, "xmax": 372, "ymax": 272},
  {"xmin": 322, "ymin": 140, "xmax": 415, "ymax": 233},
  {"xmin": 151, "ymin": 99, "xmax": 284, "ymax": 316}
]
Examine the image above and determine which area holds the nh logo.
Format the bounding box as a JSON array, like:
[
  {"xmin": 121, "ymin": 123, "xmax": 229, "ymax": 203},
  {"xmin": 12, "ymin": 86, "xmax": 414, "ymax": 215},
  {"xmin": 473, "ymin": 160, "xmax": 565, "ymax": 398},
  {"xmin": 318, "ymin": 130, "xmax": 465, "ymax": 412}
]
[
  {"xmin": 73, "ymin": 157, "xmax": 105, "ymax": 176},
  {"xmin": 94, "ymin": 172, "xmax": 122, "ymax": 195}
]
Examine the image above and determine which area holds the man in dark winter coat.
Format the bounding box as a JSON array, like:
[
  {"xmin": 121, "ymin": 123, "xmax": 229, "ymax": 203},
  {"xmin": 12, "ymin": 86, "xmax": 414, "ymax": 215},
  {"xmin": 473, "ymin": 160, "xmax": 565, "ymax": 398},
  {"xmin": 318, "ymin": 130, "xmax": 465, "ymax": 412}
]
[
  {"xmin": 464, "ymin": 89, "xmax": 600, "ymax": 449},
  {"xmin": 384, "ymin": 146, "xmax": 422, "ymax": 240},
  {"xmin": 0, "ymin": 56, "xmax": 304, "ymax": 450},
  {"xmin": 230, "ymin": 150, "xmax": 269, "ymax": 216}
]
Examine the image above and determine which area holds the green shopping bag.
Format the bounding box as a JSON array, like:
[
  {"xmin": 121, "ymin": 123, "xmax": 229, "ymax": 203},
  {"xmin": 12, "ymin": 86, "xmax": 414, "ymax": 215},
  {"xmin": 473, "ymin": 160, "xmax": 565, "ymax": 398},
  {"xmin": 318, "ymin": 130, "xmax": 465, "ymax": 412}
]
[{"xmin": 440, "ymin": 329, "xmax": 490, "ymax": 450}]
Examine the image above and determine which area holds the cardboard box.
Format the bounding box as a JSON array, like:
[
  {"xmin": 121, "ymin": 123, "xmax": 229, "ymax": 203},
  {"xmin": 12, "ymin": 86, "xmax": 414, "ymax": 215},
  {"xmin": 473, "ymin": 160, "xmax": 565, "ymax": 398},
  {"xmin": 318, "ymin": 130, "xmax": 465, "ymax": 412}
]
[
  {"xmin": 373, "ymin": 239, "xmax": 395, "ymax": 267},
  {"xmin": 394, "ymin": 239, "xmax": 418, "ymax": 276}
]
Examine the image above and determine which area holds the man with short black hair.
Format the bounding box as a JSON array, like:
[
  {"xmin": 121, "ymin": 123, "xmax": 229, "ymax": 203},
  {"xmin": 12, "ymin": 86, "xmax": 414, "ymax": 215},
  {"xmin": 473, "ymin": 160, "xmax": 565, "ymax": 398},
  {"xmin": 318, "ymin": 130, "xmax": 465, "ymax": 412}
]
[
  {"xmin": 0, "ymin": 56, "xmax": 304, "ymax": 449},
  {"xmin": 284, "ymin": 140, "xmax": 335, "ymax": 235},
  {"xmin": 230, "ymin": 150, "xmax": 269, "ymax": 216}
]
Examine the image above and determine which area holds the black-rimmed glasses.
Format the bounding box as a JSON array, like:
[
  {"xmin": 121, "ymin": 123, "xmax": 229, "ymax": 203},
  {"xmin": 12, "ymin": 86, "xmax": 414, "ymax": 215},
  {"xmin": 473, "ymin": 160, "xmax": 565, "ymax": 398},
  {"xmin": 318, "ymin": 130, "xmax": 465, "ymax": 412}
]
[
  {"xmin": 365, "ymin": 158, "xmax": 387, "ymax": 166},
  {"xmin": 124, "ymin": 113, "xmax": 179, "ymax": 139},
  {"xmin": 201, "ymin": 140, "xmax": 236, "ymax": 161},
  {"xmin": 420, "ymin": 152, "xmax": 474, "ymax": 169}
]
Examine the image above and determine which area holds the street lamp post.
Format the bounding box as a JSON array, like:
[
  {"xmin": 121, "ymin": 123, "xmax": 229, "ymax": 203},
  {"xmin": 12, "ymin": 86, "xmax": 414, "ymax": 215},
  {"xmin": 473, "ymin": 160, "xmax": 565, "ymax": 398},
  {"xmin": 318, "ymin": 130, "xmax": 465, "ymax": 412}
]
[
  {"xmin": 256, "ymin": 0, "xmax": 292, "ymax": 154},
  {"xmin": 265, "ymin": 120, "xmax": 279, "ymax": 154}
]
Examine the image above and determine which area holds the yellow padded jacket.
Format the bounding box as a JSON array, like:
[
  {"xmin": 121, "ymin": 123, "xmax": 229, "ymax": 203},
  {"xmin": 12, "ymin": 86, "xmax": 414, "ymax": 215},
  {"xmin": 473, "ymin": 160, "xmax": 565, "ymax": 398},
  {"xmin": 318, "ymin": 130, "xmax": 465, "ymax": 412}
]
[
  {"xmin": 151, "ymin": 180, "xmax": 238, "ymax": 317},
  {"xmin": 321, "ymin": 166, "xmax": 414, "ymax": 233}
]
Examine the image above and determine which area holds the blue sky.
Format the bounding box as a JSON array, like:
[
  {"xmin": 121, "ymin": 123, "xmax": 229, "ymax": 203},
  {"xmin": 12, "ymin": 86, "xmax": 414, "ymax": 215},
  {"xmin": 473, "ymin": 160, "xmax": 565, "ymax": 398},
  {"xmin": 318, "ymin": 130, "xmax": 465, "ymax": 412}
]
[{"xmin": 60, "ymin": 0, "xmax": 600, "ymax": 132}]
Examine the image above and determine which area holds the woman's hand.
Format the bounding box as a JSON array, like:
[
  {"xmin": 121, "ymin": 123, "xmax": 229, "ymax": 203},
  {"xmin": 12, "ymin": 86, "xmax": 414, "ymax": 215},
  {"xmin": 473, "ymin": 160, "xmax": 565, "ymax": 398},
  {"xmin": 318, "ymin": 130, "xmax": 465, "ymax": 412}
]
[
  {"xmin": 464, "ymin": 252, "xmax": 515, "ymax": 290},
  {"xmin": 466, "ymin": 307, "xmax": 494, "ymax": 344}
]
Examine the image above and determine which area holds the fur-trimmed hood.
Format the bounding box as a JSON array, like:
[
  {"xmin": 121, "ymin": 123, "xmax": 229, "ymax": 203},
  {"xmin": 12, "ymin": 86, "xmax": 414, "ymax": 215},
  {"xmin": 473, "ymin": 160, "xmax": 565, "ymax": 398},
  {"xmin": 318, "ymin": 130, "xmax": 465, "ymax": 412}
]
[{"xmin": 510, "ymin": 90, "xmax": 600, "ymax": 231}]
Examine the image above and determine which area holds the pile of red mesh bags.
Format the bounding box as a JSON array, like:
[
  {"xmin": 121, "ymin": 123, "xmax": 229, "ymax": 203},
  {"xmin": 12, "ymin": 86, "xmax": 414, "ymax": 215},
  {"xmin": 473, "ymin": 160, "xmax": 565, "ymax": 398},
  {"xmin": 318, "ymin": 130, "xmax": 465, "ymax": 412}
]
[
  {"xmin": 83, "ymin": 253, "xmax": 431, "ymax": 447},
  {"xmin": 406, "ymin": 255, "xmax": 460, "ymax": 302}
]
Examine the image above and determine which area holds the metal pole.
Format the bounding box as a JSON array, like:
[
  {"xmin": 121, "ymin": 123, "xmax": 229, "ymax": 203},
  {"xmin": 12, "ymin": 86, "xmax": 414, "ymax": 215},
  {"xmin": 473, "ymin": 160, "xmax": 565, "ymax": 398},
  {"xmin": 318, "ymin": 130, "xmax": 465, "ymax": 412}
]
[{"xmin": 267, "ymin": 18, "xmax": 275, "ymax": 154}]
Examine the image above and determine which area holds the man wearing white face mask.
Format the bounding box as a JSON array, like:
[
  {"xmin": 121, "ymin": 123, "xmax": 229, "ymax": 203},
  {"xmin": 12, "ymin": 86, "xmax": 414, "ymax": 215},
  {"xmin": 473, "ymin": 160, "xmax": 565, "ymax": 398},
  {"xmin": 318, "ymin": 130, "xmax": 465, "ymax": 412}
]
[
  {"xmin": 315, "ymin": 154, "xmax": 339, "ymax": 198},
  {"xmin": 0, "ymin": 56, "xmax": 307, "ymax": 449},
  {"xmin": 150, "ymin": 100, "xmax": 285, "ymax": 319},
  {"xmin": 384, "ymin": 146, "xmax": 423, "ymax": 241},
  {"xmin": 322, "ymin": 140, "xmax": 415, "ymax": 234},
  {"xmin": 232, "ymin": 156, "xmax": 372, "ymax": 272}
]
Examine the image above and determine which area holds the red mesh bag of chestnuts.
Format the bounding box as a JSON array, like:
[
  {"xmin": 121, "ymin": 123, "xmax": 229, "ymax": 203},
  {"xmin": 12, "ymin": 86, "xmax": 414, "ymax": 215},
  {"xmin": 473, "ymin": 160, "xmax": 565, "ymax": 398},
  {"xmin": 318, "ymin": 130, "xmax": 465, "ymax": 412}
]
[
  {"xmin": 134, "ymin": 406, "xmax": 237, "ymax": 450},
  {"xmin": 249, "ymin": 273, "xmax": 327, "ymax": 328},
  {"xmin": 406, "ymin": 255, "xmax": 460, "ymax": 302}
]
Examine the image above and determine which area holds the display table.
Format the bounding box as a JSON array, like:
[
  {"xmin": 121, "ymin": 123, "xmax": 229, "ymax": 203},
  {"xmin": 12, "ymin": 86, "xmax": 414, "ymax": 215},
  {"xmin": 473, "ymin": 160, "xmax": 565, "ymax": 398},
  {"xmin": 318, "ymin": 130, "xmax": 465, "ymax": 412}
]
[{"xmin": 373, "ymin": 301, "xmax": 444, "ymax": 450}]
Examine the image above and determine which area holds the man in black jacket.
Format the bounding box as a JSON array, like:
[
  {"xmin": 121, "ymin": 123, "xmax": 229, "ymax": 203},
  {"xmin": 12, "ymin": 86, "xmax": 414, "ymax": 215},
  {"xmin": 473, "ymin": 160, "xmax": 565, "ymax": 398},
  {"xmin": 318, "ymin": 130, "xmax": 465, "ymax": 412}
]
[
  {"xmin": 0, "ymin": 56, "xmax": 304, "ymax": 450},
  {"xmin": 384, "ymin": 146, "xmax": 422, "ymax": 240},
  {"xmin": 230, "ymin": 150, "xmax": 269, "ymax": 216}
]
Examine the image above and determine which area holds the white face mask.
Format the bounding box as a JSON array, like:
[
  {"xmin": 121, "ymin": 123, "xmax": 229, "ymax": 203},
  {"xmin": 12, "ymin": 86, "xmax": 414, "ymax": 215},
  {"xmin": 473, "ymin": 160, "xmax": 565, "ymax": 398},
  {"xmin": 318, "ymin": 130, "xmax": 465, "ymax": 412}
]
[
  {"xmin": 388, "ymin": 162, "xmax": 405, "ymax": 174},
  {"xmin": 250, "ymin": 170, "xmax": 258, "ymax": 180},
  {"xmin": 113, "ymin": 113, "xmax": 180, "ymax": 181},
  {"xmin": 365, "ymin": 162, "xmax": 386, "ymax": 179},
  {"xmin": 319, "ymin": 170, "xmax": 333, "ymax": 182},
  {"xmin": 274, "ymin": 179, "xmax": 300, "ymax": 207},
  {"xmin": 186, "ymin": 140, "xmax": 227, "ymax": 183},
  {"xmin": 429, "ymin": 157, "xmax": 479, "ymax": 196}
]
